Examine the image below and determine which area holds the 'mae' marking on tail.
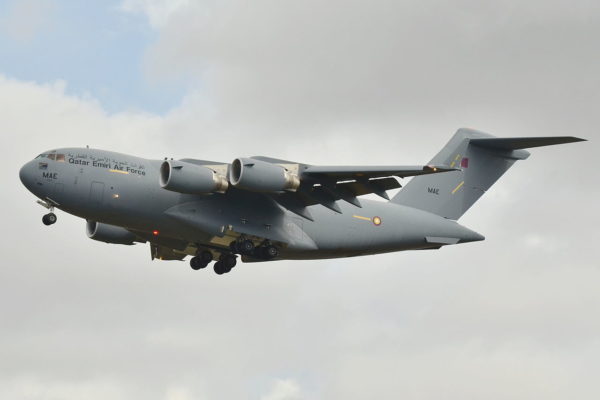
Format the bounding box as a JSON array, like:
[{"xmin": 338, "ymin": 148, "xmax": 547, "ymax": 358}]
[{"xmin": 392, "ymin": 128, "xmax": 586, "ymax": 220}]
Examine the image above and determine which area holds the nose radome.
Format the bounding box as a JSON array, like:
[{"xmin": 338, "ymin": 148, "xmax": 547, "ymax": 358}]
[{"xmin": 19, "ymin": 161, "xmax": 35, "ymax": 191}]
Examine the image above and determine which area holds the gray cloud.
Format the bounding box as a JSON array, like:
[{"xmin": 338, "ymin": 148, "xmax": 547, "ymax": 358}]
[{"xmin": 1, "ymin": 1, "xmax": 599, "ymax": 399}]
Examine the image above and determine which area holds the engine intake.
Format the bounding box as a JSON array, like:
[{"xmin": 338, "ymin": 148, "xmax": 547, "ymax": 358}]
[
  {"xmin": 86, "ymin": 221, "xmax": 137, "ymax": 245},
  {"xmin": 160, "ymin": 160, "xmax": 228, "ymax": 194},
  {"xmin": 229, "ymin": 158, "xmax": 300, "ymax": 193}
]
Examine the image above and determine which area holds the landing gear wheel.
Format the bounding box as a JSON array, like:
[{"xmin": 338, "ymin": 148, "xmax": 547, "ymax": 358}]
[
  {"xmin": 214, "ymin": 261, "xmax": 227, "ymax": 275},
  {"xmin": 190, "ymin": 256, "xmax": 207, "ymax": 270},
  {"xmin": 239, "ymin": 240, "xmax": 254, "ymax": 254},
  {"xmin": 262, "ymin": 245, "xmax": 279, "ymax": 260},
  {"xmin": 42, "ymin": 213, "xmax": 57, "ymax": 226},
  {"xmin": 221, "ymin": 254, "xmax": 237, "ymax": 270},
  {"xmin": 198, "ymin": 250, "xmax": 213, "ymax": 264}
]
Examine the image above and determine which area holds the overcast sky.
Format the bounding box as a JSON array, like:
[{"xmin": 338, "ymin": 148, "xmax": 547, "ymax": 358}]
[{"xmin": 1, "ymin": 0, "xmax": 599, "ymax": 399}]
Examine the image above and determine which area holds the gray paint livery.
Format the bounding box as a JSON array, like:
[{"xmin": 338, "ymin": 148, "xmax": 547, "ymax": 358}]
[{"xmin": 19, "ymin": 128, "xmax": 585, "ymax": 275}]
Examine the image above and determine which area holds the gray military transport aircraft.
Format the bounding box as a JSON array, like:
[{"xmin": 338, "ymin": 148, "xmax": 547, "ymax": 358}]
[{"xmin": 19, "ymin": 128, "xmax": 584, "ymax": 275}]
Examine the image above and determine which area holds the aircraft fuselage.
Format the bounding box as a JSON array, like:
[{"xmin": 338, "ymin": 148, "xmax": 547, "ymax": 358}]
[{"xmin": 19, "ymin": 148, "xmax": 483, "ymax": 263}]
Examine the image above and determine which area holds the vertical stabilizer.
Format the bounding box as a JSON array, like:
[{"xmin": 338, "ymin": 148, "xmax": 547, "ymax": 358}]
[{"xmin": 391, "ymin": 128, "xmax": 585, "ymax": 220}]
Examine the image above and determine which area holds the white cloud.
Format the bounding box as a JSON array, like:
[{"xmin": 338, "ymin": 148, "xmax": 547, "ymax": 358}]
[
  {"xmin": 260, "ymin": 379, "xmax": 304, "ymax": 400},
  {"xmin": 134, "ymin": 0, "xmax": 600, "ymax": 138},
  {"xmin": 0, "ymin": 0, "xmax": 55, "ymax": 43},
  {"xmin": 165, "ymin": 386, "xmax": 199, "ymax": 400},
  {"xmin": 0, "ymin": 377, "xmax": 130, "ymax": 400},
  {"xmin": 120, "ymin": 0, "xmax": 191, "ymax": 28},
  {"xmin": 1, "ymin": 1, "xmax": 599, "ymax": 399}
]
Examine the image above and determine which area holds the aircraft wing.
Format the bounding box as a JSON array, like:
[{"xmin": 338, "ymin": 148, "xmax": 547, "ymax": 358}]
[
  {"xmin": 181, "ymin": 156, "xmax": 456, "ymax": 220},
  {"xmin": 273, "ymin": 163, "xmax": 456, "ymax": 220},
  {"xmin": 303, "ymin": 164, "xmax": 456, "ymax": 179}
]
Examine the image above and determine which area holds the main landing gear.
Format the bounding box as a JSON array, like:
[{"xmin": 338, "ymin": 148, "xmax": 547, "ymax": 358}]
[
  {"xmin": 189, "ymin": 250, "xmax": 237, "ymax": 275},
  {"xmin": 190, "ymin": 250, "xmax": 213, "ymax": 270},
  {"xmin": 190, "ymin": 239, "xmax": 279, "ymax": 276},
  {"xmin": 214, "ymin": 254, "xmax": 237, "ymax": 275},
  {"xmin": 229, "ymin": 238, "xmax": 279, "ymax": 260}
]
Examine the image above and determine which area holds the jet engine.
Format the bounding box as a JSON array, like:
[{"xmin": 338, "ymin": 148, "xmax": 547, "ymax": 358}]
[
  {"xmin": 86, "ymin": 220, "xmax": 137, "ymax": 245},
  {"xmin": 160, "ymin": 160, "xmax": 228, "ymax": 194},
  {"xmin": 229, "ymin": 158, "xmax": 300, "ymax": 192}
]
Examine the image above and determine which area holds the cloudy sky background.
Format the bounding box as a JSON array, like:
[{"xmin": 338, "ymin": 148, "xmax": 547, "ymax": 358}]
[{"xmin": 1, "ymin": 0, "xmax": 599, "ymax": 399}]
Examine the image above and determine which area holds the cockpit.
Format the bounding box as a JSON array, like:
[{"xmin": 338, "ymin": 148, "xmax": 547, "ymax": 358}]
[{"xmin": 36, "ymin": 152, "xmax": 65, "ymax": 162}]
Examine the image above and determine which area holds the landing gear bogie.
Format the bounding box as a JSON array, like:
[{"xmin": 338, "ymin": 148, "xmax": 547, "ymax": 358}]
[
  {"xmin": 190, "ymin": 257, "xmax": 206, "ymax": 270},
  {"xmin": 239, "ymin": 240, "xmax": 254, "ymax": 254},
  {"xmin": 230, "ymin": 238, "xmax": 279, "ymax": 260},
  {"xmin": 189, "ymin": 250, "xmax": 213, "ymax": 270},
  {"xmin": 230, "ymin": 239, "xmax": 255, "ymax": 255},
  {"xmin": 261, "ymin": 245, "xmax": 278, "ymax": 260},
  {"xmin": 219, "ymin": 253, "xmax": 237, "ymax": 272}
]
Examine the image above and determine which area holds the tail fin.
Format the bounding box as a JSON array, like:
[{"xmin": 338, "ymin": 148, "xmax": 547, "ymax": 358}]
[{"xmin": 391, "ymin": 128, "xmax": 585, "ymax": 220}]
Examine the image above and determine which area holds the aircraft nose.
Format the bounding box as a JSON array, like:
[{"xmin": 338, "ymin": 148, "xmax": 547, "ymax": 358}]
[{"xmin": 19, "ymin": 160, "xmax": 36, "ymax": 191}]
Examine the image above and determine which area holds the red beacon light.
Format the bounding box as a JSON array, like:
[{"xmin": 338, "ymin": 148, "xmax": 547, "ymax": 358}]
[{"xmin": 152, "ymin": 230, "xmax": 159, "ymax": 236}]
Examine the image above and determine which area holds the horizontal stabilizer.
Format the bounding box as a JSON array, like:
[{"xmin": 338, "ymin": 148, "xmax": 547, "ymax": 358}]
[{"xmin": 470, "ymin": 136, "xmax": 586, "ymax": 150}]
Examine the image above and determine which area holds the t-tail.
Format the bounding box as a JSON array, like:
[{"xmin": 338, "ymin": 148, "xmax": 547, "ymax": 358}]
[{"xmin": 391, "ymin": 128, "xmax": 586, "ymax": 220}]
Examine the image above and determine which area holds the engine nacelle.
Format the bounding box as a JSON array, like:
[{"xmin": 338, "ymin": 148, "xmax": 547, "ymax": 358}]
[
  {"xmin": 86, "ymin": 221, "xmax": 137, "ymax": 245},
  {"xmin": 229, "ymin": 158, "xmax": 300, "ymax": 193},
  {"xmin": 160, "ymin": 160, "xmax": 228, "ymax": 194}
]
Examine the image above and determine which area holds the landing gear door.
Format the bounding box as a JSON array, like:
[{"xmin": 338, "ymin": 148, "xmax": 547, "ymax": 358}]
[{"xmin": 89, "ymin": 181, "xmax": 105, "ymax": 206}]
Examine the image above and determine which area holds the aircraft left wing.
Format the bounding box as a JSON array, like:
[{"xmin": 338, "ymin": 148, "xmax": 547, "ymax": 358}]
[
  {"xmin": 177, "ymin": 157, "xmax": 455, "ymax": 221},
  {"xmin": 249, "ymin": 157, "xmax": 456, "ymax": 220},
  {"xmin": 302, "ymin": 164, "xmax": 455, "ymax": 179}
]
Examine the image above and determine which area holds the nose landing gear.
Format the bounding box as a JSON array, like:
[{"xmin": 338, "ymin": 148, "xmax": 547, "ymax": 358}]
[
  {"xmin": 42, "ymin": 213, "xmax": 57, "ymax": 226},
  {"xmin": 37, "ymin": 200, "xmax": 58, "ymax": 226}
]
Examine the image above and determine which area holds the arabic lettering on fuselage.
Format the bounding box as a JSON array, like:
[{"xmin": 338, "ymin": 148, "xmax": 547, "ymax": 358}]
[{"xmin": 67, "ymin": 153, "xmax": 146, "ymax": 176}]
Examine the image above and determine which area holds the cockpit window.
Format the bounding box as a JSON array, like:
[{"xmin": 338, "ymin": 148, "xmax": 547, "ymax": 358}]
[{"xmin": 35, "ymin": 153, "xmax": 65, "ymax": 161}]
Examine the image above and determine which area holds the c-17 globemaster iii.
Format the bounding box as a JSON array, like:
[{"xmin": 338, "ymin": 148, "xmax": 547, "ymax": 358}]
[{"xmin": 19, "ymin": 128, "xmax": 585, "ymax": 275}]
